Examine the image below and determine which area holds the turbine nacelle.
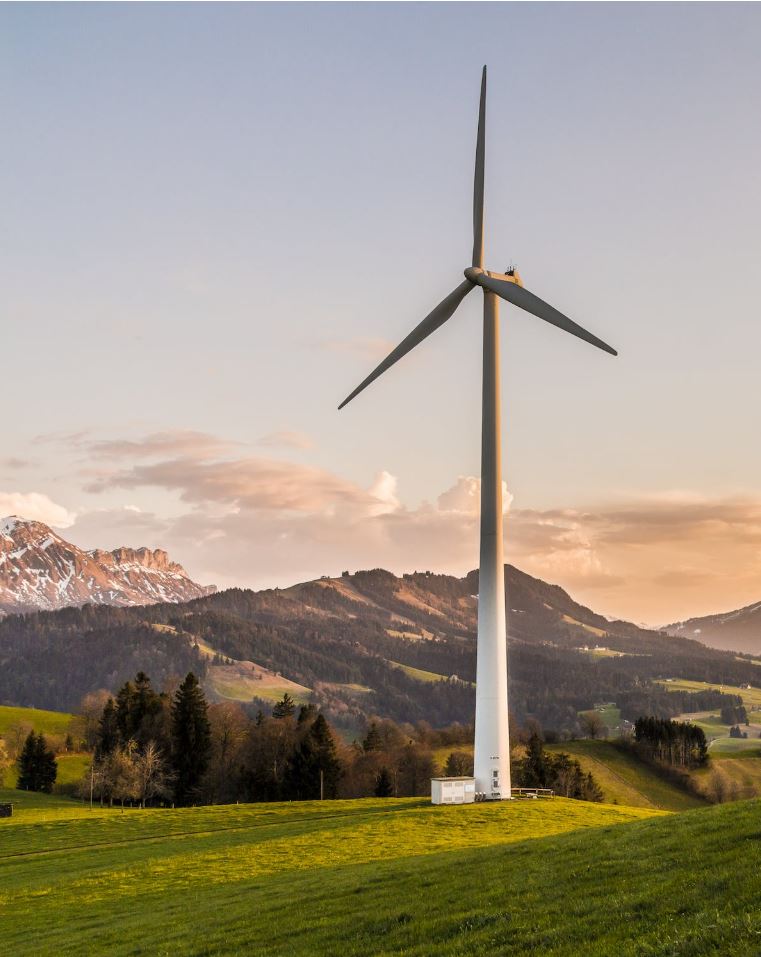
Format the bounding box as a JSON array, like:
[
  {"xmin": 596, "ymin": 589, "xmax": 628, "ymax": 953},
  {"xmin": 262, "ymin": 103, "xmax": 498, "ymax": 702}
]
[{"xmin": 464, "ymin": 266, "xmax": 524, "ymax": 288}]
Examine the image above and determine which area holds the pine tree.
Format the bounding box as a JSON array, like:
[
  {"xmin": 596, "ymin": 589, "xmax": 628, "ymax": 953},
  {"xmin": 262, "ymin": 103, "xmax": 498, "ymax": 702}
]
[
  {"xmin": 16, "ymin": 731, "xmax": 36, "ymax": 791},
  {"xmin": 96, "ymin": 698, "xmax": 119, "ymax": 759},
  {"xmin": 374, "ymin": 766, "xmax": 393, "ymax": 797},
  {"xmin": 170, "ymin": 673, "xmax": 211, "ymax": 805},
  {"xmin": 16, "ymin": 732, "xmax": 57, "ymax": 793},
  {"xmin": 272, "ymin": 693, "xmax": 296, "ymax": 720},
  {"xmin": 362, "ymin": 721, "xmax": 382, "ymax": 752},
  {"xmin": 284, "ymin": 713, "xmax": 342, "ymax": 800}
]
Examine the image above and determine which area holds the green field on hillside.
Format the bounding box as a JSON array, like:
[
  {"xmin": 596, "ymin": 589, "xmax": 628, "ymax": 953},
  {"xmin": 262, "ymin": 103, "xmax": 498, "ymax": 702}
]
[
  {"xmin": 3, "ymin": 789, "xmax": 761, "ymax": 955},
  {"xmin": 3, "ymin": 753, "xmax": 90, "ymax": 793},
  {"xmin": 0, "ymin": 705, "xmax": 74, "ymax": 738},
  {"xmin": 547, "ymin": 740, "xmax": 705, "ymax": 811},
  {"xmin": 578, "ymin": 703, "xmax": 621, "ymax": 734},
  {"xmin": 658, "ymin": 678, "xmax": 761, "ymax": 708}
]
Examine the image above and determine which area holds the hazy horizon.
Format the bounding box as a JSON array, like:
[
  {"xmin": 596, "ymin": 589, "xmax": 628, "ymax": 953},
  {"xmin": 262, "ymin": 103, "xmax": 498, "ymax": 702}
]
[{"xmin": 4, "ymin": 3, "xmax": 761, "ymax": 626}]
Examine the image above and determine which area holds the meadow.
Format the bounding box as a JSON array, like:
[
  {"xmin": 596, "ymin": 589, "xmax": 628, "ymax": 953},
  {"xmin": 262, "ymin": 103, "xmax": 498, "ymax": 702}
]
[
  {"xmin": 3, "ymin": 788, "xmax": 761, "ymax": 956},
  {"xmin": 0, "ymin": 705, "xmax": 74, "ymax": 738}
]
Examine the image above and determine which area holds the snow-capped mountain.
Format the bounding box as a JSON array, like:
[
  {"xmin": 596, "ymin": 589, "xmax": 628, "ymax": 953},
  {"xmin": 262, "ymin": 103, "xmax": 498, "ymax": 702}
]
[{"xmin": 0, "ymin": 516, "xmax": 214, "ymax": 615}]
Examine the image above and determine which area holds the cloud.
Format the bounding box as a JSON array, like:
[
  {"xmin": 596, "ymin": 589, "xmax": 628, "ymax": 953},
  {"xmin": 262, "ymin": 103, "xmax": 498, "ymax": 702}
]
[
  {"xmin": 0, "ymin": 491, "xmax": 76, "ymax": 528},
  {"xmin": 1, "ymin": 458, "xmax": 33, "ymax": 470},
  {"xmin": 84, "ymin": 456, "xmax": 376, "ymax": 514},
  {"xmin": 85, "ymin": 430, "xmax": 243, "ymax": 460},
  {"xmin": 55, "ymin": 428, "xmax": 761, "ymax": 626},
  {"xmin": 258, "ymin": 431, "xmax": 314, "ymax": 450},
  {"xmin": 437, "ymin": 475, "xmax": 512, "ymax": 515}
]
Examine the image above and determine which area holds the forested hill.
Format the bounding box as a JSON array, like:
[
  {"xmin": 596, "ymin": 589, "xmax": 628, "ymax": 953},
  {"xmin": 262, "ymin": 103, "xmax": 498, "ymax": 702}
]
[{"xmin": 1, "ymin": 565, "xmax": 759, "ymax": 733}]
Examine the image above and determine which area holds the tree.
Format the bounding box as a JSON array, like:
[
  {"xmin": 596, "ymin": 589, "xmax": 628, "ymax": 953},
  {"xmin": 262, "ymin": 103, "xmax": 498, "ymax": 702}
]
[
  {"xmin": 95, "ymin": 698, "xmax": 119, "ymax": 759},
  {"xmin": 580, "ymin": 711, "xmax": 607, "ymax": 740},
  {"xmin": 374, "ymin": 767, "xmax": 393, "ymax": 797},
  {"xmin": 134, "ymin": 743, "xmax": 173, "ymax": 807},
  {"xmin": 522, "ymin": 732, "xmax": 548, "ymax": 788},
  {"xmin": 272, "ymin": 693, "xmax": 296, "ymax": 720},
  {"xmin": 444, "ymin": 751, "xmax": 473, "ymax": 777},
  {"xmin": 16, "ymin": 732, "xmax": 57, "ymax": 793},
  {"xmin": 363, "ymin": 721, "xmax": 382, "ymax": 753},
  {"xmin": 0, "ymin": 739, "xmax": 10, "ymax": 787},
  {"xmin": 171, "ymin": 673, "xmax": 211, "ymax": 805},
  {"xmin": 284, "ymin": 713, "xmax": 342, "ymax": 800}
]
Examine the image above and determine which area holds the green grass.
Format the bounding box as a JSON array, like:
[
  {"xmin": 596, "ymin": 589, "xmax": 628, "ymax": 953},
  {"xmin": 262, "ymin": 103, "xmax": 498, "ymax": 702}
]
[
  {"xmin": 657, "ymin": 678, "xmax": 761, "ymax": 709},
  {"xmin": 547, "ymin": 741, "xmax": 705, "ymax": 811},
  {"xmin": 0, "ymin": 791, "xmax": 661, "ymax": 956},
  {"xmin": 386, "ymin": 659, "xmax": 448, "ymax": 683},
  {"xmin": 4, "ymin": 789, "xmax": 761, "ymax": 955},
  {"xmin": 0, "ymin": 704, "xmax": 74, "ymax": 738},
  {"xmin": 579, "ymin": 703, "xmax": 621, "ymax": 733},
  {"xmin": 3, "ymin": 753, "xmax": 91, "ymax": 793}
]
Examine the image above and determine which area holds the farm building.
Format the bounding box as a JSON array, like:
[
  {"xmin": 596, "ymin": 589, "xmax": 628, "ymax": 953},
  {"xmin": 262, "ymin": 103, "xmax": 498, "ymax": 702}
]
[{"xmin": 431, "ymin": 777, "xmax": 476, "ymax": 804}]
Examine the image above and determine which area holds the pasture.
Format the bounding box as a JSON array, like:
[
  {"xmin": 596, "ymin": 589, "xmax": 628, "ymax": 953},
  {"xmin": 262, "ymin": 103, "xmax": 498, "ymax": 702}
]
[{"xmin": 2, "ymin": 789, "xmax": 761, "ymax": 955}]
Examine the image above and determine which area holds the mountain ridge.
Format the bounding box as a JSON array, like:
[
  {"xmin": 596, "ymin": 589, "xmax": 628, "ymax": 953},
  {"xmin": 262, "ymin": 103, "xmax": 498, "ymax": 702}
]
[
  {"xmin": 0, "ymin": 515, "xmax": 214, "ymax": 615},
  {"xmin": 666, "ymin": 599, "xmax": 761, "ymax": 655}
]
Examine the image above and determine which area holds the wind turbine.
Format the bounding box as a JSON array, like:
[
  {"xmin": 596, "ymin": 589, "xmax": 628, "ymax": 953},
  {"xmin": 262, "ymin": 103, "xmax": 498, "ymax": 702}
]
[{"xmin": 338, "ymin": 67, "xmax": 616, "ymax": 800}]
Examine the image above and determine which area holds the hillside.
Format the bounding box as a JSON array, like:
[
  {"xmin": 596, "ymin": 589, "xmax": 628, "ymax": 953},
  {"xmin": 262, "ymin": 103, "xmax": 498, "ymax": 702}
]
[
  {"xmin": 3, "ymin": 791, "xmax": 761, "ymax": 955},
  {"xmin": 3, "ymin": 565, "xmax": 761, "ymax": 732},
  {"xmin": 0, "ymin": 516, "xmax": 214, "ymax": 615},
  {"xmin": 667, "ymin": 599, "xmax": 761, "ymax": 654}
]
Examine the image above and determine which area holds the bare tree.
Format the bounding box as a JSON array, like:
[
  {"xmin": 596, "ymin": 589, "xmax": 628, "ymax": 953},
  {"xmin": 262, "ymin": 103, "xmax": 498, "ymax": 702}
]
[
  {"xmin": 580, "ymin": 711, "xmax": 607, "ymax": 740},
  {"xmin": 135, "ymin": 743, "xmax": 173, "ymax": 807},
  {"xmin": 0, "ymin": 739, "xmax": 11, "ymax": 787}
]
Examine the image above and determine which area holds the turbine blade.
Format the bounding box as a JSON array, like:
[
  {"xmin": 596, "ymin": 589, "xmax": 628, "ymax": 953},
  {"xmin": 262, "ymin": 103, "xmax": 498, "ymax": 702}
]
[
  {"xmin": 338, "ymin": 280, "xmax": 474, "ymax": 409},
  {"xmin": 472, "ymin": 66, "xmax": 486, "ymax": 268},
  {"xmin": 478, "ymin": 274, "xmax": 617, "ymax": 356}
]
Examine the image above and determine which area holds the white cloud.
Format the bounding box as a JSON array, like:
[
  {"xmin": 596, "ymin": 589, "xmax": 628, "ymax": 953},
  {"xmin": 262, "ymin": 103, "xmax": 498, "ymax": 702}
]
[{"xmin": 0, "ymin": 491, "xmax": 76, "ymax": 529}]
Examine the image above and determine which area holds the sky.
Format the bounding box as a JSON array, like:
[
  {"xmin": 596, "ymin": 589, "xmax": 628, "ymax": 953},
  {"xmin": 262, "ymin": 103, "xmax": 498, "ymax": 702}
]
[{"xmin": 3, "ymin": 3, "xmax": 761, "ymax": 626}]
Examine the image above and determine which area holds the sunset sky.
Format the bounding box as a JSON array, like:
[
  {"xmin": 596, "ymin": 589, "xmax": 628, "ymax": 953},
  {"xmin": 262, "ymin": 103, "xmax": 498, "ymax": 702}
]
[{"xmin": 3, "ymin": 3, "xmax": 761, "ymax": 625}]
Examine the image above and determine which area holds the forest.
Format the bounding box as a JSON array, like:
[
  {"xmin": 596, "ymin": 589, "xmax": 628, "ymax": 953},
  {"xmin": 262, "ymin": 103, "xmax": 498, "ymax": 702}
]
[{"xmin": 1, "ymin": 565, "xmax": 759, "ymax": 738}]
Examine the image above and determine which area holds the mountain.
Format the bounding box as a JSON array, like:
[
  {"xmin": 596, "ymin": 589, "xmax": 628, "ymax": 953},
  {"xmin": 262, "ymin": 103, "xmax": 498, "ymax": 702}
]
[
  {"xmin": 0, "ymin": 516, "xmax": 214, "ymax": 615},
  {"xmin": 666, "ymin": 600, "xmax": 761, "ymax": 654},
  {"xmin": 1, "ymin": 564, "xmax": 758, "ymax": 730}
]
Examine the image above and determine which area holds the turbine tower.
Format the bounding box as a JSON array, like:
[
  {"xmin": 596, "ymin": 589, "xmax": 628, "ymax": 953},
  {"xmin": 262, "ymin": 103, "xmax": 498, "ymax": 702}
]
[{"xmin": 339, "ymin": 67, "xmax": 616, "ymax": 800}]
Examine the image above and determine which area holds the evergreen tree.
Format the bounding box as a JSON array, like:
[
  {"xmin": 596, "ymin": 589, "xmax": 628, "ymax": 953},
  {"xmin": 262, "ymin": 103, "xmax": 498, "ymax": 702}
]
[
  {"xmin": 16, "ymin": 731, "xmax": 57, "ymax": 793},
  {"xmin": 170, "ymin": 673, "xmax": 211, "ymax": 805},
  {"xmin": 284, "ymin": 713, "xmax": 342, "ymax": 800},
  {"xmin": 374, "ymin": 766, "xmax": 393, "ymax": 797},
  {"xmin": 96, "ymin": 697, "xmax": 120, "ymax": 759},
  {"xmin": 272, "ymin": 693, "xmax": 297, "ymax": 720},
  {"xmin": 522, "ymin": 732, "xmax": 548, "ymax": 787},
  {"xmin": 363, "ymin": 721, "xmax": 382, "ymax": 752}
]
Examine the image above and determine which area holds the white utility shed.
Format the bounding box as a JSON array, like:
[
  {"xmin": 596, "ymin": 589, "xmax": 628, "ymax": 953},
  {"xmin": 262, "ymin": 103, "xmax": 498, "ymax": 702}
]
[{"xmin": 431, "ymin": 777, "xmax": 476, "ymax": 805}]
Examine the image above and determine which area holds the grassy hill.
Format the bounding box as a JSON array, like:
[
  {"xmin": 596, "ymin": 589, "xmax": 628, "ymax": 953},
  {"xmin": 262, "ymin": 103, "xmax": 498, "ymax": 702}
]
[
  {"xmin": 3, "ymin": 790, "xmax": 761, "ymax": 955},
  {"xmin": 546, "ymin": 740, "xmax": 705, "ymax": 811},
  {"xmin": 0, "ymin": 704, "xmax": 74, "ymax": 737}
]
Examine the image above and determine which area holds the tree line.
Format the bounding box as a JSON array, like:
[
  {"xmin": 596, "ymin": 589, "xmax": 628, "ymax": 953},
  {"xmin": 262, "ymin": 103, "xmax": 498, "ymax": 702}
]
[{"xmin": 633, "ymin": 717, "xmax": 708, "ymax": 769}]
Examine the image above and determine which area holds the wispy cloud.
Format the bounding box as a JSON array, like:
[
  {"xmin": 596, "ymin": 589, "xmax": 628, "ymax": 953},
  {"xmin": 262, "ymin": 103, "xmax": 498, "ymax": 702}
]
[
  {"xmin": 56, "ymin": 427, "xmax": 761, "ymax": 626},
  {"xmin": 0, "ymin": 491, "xmax": 75, "ymax": 528},
  {"xmin": 257, "ymin": 430, "xmax": 314, "ymax": 450}
]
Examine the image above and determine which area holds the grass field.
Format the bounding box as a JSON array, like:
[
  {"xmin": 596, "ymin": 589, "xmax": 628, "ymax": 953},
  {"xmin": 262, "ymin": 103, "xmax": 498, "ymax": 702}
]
[
  {"xmin": 386, "ymin": 659, "xmax": 448, "ymax": 683},
  {"xmin": 3, "ymin": 753, "xmax": 90, "ymax": 793},
  {"xmin": 579, "ymin": 703, "xmax": 622, "ymax": 734},
  {"xmin": 4, "ymin": 789, "xmax": 761, "ymax": 955},
  {"xmin": 0, "ymin": 705, "xmax": 74, "ymax": 738},
  {"xmin": 547, "ymin": 740, "xmax": 705, "ymax": 811},
  {"xmin": 658, "ymin": 678, "xmax": 761, "ymax": 709}
]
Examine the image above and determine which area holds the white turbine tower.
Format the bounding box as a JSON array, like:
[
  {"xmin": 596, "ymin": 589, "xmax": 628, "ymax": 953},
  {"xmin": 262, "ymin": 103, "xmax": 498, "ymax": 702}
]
[{"xmin": 339, "ymin": 67, "xmax": 616, "ymax": 800}]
